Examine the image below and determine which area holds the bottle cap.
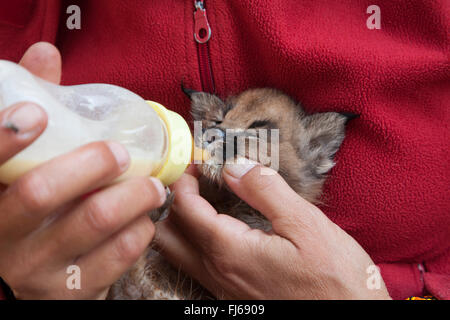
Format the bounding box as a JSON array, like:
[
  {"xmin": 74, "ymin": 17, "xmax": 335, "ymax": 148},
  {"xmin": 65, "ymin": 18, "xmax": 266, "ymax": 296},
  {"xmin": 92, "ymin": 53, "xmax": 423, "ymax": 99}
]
[{"xmin": 146, "ymin": 101, "xmax": 192, "ymax": 186}]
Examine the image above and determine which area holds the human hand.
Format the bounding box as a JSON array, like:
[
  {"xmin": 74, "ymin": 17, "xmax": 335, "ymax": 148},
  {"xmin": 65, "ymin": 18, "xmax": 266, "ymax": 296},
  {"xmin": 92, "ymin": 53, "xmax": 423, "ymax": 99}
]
[
  {"xmin": 0, "ymin": 42, "xmax": 166, "ymax": 299},
  {"xmin": 155, "ymin": 162, "xmax": 391, "ymax": 299}
]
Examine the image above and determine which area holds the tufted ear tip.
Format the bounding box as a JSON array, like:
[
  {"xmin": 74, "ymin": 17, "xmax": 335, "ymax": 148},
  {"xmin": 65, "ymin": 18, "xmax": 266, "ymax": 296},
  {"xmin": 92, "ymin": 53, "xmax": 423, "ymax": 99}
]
[
  {"xmin": 181, "ymin": 84, "xmax": 200, "ymax": 100},
  {"xmin": 339, "ymin": 112, "xmax": 360, "ymax": 124}
]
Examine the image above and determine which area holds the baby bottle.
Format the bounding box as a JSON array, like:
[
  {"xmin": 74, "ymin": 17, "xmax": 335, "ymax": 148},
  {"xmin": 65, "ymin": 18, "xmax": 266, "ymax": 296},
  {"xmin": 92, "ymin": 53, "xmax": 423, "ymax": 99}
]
[{"xmin": 0, "ymin": 60, "xmax": 194, "ymax": 186}]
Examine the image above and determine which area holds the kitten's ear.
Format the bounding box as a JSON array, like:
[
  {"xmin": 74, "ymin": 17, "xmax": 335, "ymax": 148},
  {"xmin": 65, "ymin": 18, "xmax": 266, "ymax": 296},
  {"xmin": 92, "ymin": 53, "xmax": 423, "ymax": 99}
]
[
  {"xmin": 300, "ymin": 112, "xmax": 358, "ymax": 176},
  {"xmin": 181, "ymin": 86, "xmax": 200, "ymax": 100},
  {"xmin": 338, "ymin": 112, "xmax": 360, "ymax": 124},
  {"xmin": 181, "ymin": 85, "xmax": 227, "ymax": 121}
]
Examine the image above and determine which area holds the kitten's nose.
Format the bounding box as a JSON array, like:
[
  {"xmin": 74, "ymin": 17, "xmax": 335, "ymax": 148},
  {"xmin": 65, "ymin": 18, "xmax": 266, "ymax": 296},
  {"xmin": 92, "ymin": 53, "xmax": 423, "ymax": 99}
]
[{"xmin": 203, "ymin": 127, "xmax": 225, "ymax": 144}]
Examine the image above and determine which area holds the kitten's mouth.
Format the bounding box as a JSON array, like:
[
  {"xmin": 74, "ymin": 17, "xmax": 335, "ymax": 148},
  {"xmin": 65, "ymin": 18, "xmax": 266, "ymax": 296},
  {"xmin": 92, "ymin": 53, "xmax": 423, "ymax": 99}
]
[
  {"xmin": 197, "ymin": 140, "xmax": 225, "ymax": 182},
  {"xmin": 192, "ymin": 145, "xmax": 211, "ymax": 162},
  {"xmin": 193, "ymin": 126, "xmax": 273, "ymax": 184},
  {"xmin": 194, "ymin": 138, "xmax": 256, "ymax": 185}
]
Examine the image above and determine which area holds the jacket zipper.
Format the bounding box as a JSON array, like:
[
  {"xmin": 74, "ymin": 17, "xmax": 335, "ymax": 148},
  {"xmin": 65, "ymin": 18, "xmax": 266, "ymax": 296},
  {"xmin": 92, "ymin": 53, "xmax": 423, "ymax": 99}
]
[{"xmin": 193, "ymin": 0, "xmax": 215, "ymax": 93}]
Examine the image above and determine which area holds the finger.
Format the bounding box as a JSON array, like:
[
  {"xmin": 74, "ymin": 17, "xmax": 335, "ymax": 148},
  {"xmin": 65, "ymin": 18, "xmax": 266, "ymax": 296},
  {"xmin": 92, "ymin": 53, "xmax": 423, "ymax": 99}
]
[
  {"xmin": 74, "ymin": 214, "xmax": 155, "ymax": 295},
  {"xmin": 169, "ymin": 173, "xmax": 250, "ymax": 253},
  {"xmin": 157, "ymin": 214, "xmax": 275, "ymax": 300},
  {"xmin": 0, "ymin": 141, "xmax": 130, "ymax": 237},
  {"xmin": 170, "ymin": 171, "xmax": 200, "ymax": 195},
  {"xmin": 0, "ymin": 102, "xmax": 47, "ymax": 165},
  {"xmin": 154, "ymin": 219, "xmax": 216, "ymax": 290},
  {"xmin": 37, "ymin": 177, "xmax": 165, "ymax": 262},
  {"xmin": 222, "ymin": 159, "xmax": 324, "ymax": 238},
  {"xmin": 19, "ymin": 42, "xmax": 62, "ymax": 84},
  {"xmin": 185, "ymin": 164, "xmax": 200, "ymax": 178}
]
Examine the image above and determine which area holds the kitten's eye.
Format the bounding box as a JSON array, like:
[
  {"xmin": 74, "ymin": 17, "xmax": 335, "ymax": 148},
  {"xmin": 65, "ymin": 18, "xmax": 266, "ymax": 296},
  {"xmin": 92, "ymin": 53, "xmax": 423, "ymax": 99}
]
[
  {"xmin": 209, "ymin": 120, "xmax": 222, "ymax": 127},
  {"xmin": 249, "ymin": 120, "xmax": 269, "ymax": 128}
]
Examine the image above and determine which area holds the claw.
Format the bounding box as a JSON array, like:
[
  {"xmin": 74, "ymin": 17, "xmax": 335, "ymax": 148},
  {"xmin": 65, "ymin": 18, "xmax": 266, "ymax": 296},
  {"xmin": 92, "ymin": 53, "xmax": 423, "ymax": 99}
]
[{"xmin": 148, "ymin": 188, "xmax": 175, "ymax": 222}]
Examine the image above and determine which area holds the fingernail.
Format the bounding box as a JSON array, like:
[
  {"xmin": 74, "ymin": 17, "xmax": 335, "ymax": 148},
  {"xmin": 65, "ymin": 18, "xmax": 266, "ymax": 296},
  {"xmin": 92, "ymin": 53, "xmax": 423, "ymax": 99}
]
[
  {"xmin": 106, "ymin": 141, "xmax": 130, "ymax": 171},
  {"xmin": 148, "ymin": 177, "xmax": 166, "ymax": 204},
  {"xmin": 224, "ymin": 158, "xmax": 258, "ymax": 179},
  {"xmin": 4, "ymin": 103, "xmax": 46, "ymax": 136}
]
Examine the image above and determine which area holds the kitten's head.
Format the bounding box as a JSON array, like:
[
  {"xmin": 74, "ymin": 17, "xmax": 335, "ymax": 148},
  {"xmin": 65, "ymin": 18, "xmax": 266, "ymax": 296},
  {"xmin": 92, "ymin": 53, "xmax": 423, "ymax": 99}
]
[{"xmin": 184, "ymin": 87, "xmax": 357, "ymax": 203}]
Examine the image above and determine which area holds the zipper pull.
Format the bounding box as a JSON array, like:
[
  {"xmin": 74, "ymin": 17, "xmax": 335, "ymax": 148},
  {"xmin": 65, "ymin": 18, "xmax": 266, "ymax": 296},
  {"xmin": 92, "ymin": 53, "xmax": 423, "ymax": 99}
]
[{"xmin": 194, "ymin": 0, "xmax": 211, "ymax": 43}]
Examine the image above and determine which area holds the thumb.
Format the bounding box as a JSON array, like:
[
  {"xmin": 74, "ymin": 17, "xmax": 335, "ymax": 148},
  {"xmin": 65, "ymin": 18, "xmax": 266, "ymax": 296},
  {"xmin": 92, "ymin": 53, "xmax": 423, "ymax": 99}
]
[
  {"xmin": 19, "ymin": 42, "xmax": 62, "ymax": 84},
  {"xmin": 222, "ymin": 158, "xmax": 324, "ymax": 238}
]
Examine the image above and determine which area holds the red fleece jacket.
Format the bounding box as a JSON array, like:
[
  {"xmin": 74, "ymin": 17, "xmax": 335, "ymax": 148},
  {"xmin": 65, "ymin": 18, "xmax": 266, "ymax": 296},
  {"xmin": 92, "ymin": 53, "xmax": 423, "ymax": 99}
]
[{"xmin": 0, "ymin": 0, "xmax": 448, "ymax": 300}]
